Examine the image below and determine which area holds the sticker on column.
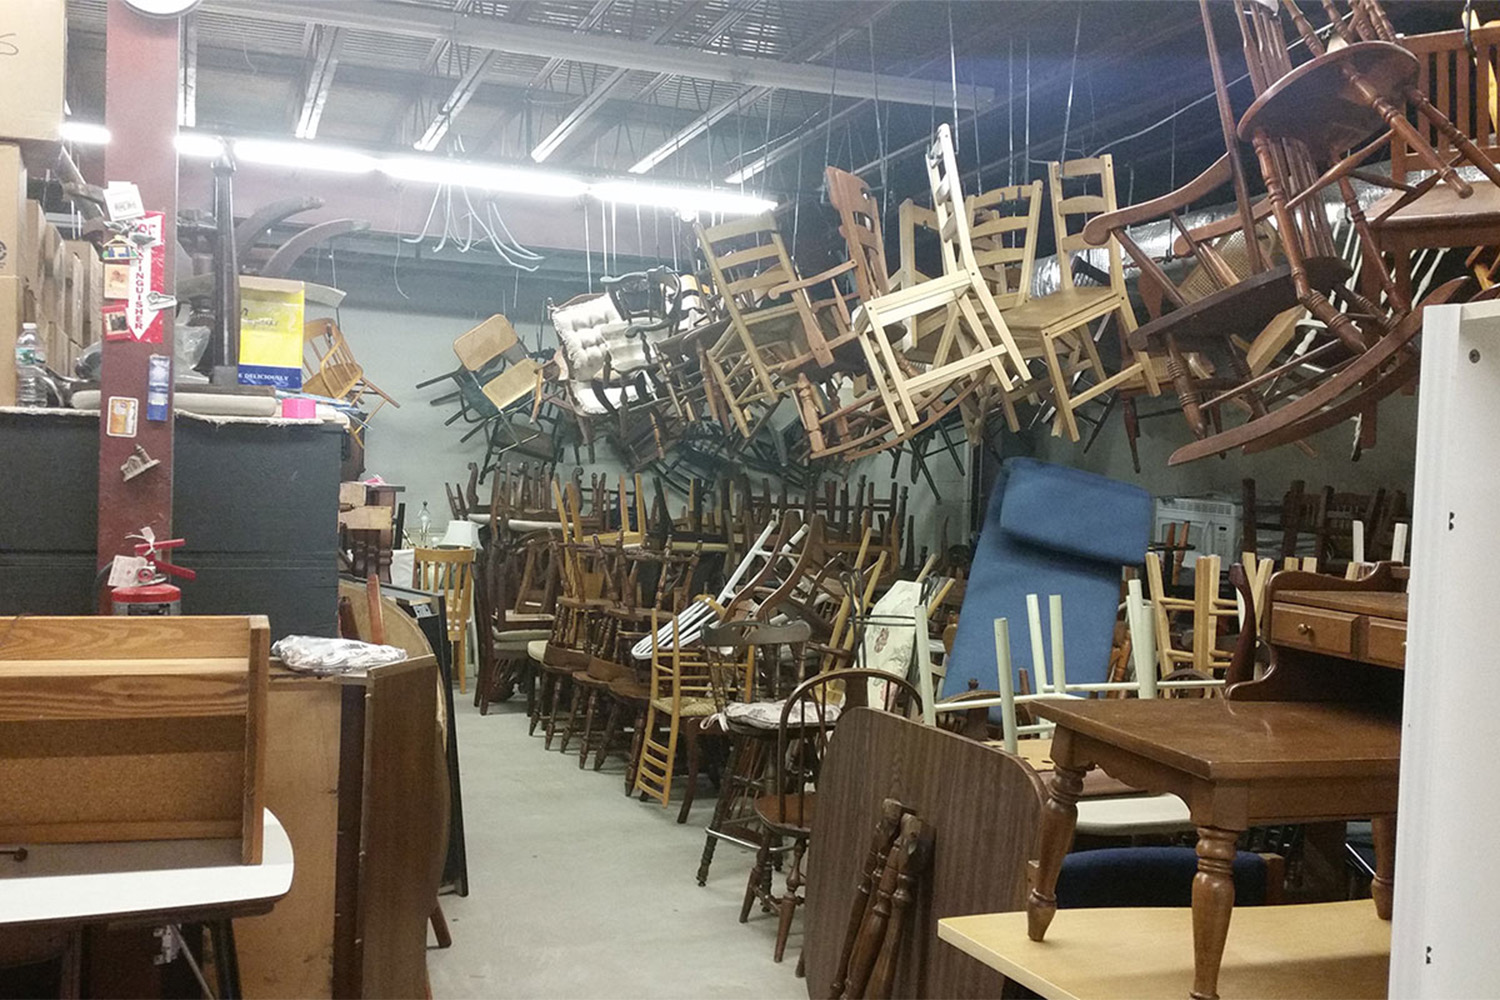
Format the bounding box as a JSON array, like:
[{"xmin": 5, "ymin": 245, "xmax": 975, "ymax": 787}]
[
  {"xmin": 124, "ymin": 212, "xmax": 167, "ymax": 344},
  {"xmin": 146, "ymin": 354, "xmax": 171, "ymax": 421},
  {"xmin": 106, "ymin": 396, "xmax": 139, "ymax": 438},
  {"xmin": 101, "ymin": 302, "xmax": 131, "ymax": 342}
]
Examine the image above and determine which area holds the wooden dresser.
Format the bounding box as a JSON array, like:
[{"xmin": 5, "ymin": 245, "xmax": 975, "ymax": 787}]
[{"xmin": 1271, "ymin": 588, "xmax": 1406, "ymax": 670}]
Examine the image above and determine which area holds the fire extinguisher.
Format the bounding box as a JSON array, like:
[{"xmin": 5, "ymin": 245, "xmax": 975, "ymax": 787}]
[{"xmin": 111, "ymin": 529, "xmax": 197, "ymax": 616}]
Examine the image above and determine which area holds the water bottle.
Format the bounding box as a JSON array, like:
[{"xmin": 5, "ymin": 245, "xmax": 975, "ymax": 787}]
[
  {"xmin": 417, "ymin": 501, "xmax": 432, "ymax": 547},
  {"xmin": 14, "ymin": 323, "xmax": 45, "ymax": 406}
]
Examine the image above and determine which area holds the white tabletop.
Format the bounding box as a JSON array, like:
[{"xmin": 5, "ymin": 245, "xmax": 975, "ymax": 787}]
[
  {"xmin": 0, "ymin": 809, "xmax": 294, "ymax": 927},
  {"xmin": 467, "ymin": 513, "xmax": 563, "ymax": 532}
]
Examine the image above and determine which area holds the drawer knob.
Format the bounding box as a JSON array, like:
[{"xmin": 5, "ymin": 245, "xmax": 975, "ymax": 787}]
[{"xmin": 1296, "ymin": 623, "xmax": 1311, "ymax": 635}]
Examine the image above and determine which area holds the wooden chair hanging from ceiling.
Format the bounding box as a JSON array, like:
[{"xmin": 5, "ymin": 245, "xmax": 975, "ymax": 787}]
[
  {"xmin": 1311, "ymin": 2, "xmax": 1500, "ymax": 302},
  {"xmin": 998, "ymin": 156, "xmax": 1161, "ymax": 443},
  {"xmin": 795, "ymin": 168, "xmax": 928, "ymax": 463},
  {"xmin": 1170, "ymin": 0, "xmax": 1478, "ymax": 463},
  {"xmin": 1083, "ymin": 0, "xmax": 1459, "ymax": 465},
  {"xmin": 301, "ymin": 318, "xmax": 400, "ymax": 443},
  {"xmin": 848, "ymin": 124, "xmax": 1031, "ymax": 446},
  {"xmin": 694, "ymin": 213, "xmax": 856, "ymax": 438}
]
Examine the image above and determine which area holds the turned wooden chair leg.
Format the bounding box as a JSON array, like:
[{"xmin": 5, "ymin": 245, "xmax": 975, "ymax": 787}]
[
  {"xmin": 429, "ymin": 903, "xmax": 453, "ymax": 949},
  {"xmin": 774, "ymin": 837, "xmax": 807, "ymax": 962},
  {"xmin": 741, "ymin": 831, "xmax": 774, "ymax": 924},
  {"xmin": 676, "ymin": 719, "xmax": 704, "ymax": 825},
  {"xmin": 558, "ymin": 679, "xmax": 585, "ymax": 753},
  {"xmin": 544, "ymin": 675, "xmax": 571, "ymax": 750},
  {"xmin": 624, "ymin": 706, "xmax": 647, "ymax": 796},
  {"xmin": 577, "ymin": 688, "xmax": 599, "ymax": 770},
  {"xmin": 529, "ymin": 671, "xmax": 551, "ymax": 737},
  {"xmin": 595, "ymin": 697, "xmax": 622, "ymax": 771}
]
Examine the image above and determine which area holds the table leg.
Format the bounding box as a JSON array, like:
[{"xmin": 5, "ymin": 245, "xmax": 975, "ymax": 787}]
[
  {"xmin": 1371, "ymin": 814, "xmax": 1396, "ymax": 921},
  {"xmin": 1191, "ymin": 825, "xmax": 1240, "ymax": 1000},
  {"xmin": 1025, "ymin": 762, "xmax": 1086, "ymax": 941}
]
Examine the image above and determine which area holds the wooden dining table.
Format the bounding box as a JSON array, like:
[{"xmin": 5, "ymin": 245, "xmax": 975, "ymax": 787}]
[{"xmin": 1023, "ymin": 565, "xmax": 1407, "ymax": 1000}]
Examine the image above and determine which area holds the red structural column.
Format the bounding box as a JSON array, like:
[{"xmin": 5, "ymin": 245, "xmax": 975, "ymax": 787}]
[{"xmin": 99, "ymin": 1, "xmax": 178, "ymax": 586}]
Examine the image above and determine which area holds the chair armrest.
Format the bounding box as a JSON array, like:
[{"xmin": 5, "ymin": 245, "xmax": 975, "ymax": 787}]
[
  {"xmin": 770, "ymin": 259, "xmax": 857, "ymax": 297},
  {"xmin": 1081, "ymin": 154, "xmax": 1234, "ymax": 247}
]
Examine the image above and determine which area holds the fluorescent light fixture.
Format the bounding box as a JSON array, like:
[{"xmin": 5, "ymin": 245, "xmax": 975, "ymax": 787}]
[
  {"xmin": 382, "ymin": 157, "xmax": 588, "ymax": 199},
  {"xmin": 60, "ymin": 121, "xmax": 111, "ymax": 146},
  {"xmin": 589, "ymin": 180, "xmax": 776, "ymax": 216},
  {"xmin": 175, "ymin": 132, "xmax": 225, "ymax": 158},
  {"xmin": 235, "ymin": 138, "xmax": 378, "ymax": 174}
]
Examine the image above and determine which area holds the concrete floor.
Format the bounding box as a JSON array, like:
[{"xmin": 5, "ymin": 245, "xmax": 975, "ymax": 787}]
[{"xmin": 428, "ymin": 697, "xmax": 807, "ymax": 1000}]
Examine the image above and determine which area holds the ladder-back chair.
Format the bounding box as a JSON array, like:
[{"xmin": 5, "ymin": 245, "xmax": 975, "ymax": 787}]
[
  {"xmin": 695, "ymin": 214, "xmax": 853, "ymax": 436},
  {"xmin": 1001, "ymin": 156, "xmax": 1159, "ymax": 442},
  {"xmin": 413, "ymin": 546, "xmax": 477, "ymax": 694}
]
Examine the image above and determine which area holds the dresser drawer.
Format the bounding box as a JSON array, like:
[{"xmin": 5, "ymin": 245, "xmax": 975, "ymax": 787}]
[
  {"xmin": 1365, "ymin": 618, "xmax": 1407, "ymax": 668},
  {"xmin": 1271, "ymin": 603, "xmax": 1357, "ymax": 657}
]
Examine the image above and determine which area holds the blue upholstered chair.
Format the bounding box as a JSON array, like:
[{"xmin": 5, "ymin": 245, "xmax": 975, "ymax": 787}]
[
  {"xmin": 1056, "ymin": 846, "xmax": 1279, "ymax": 909},
  {"xmin": 942, "ymin": 458, "xmax": 1152, "ymax": 716}
]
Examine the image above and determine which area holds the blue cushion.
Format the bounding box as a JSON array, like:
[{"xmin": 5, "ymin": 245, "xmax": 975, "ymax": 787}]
[
  {"xmin": 943, "ymin": 459, "xmax": 1151, "ymax": 714},
  {"xmin": 1057, "ymin": 846, "xmax": 1270, "ymax": 908}
]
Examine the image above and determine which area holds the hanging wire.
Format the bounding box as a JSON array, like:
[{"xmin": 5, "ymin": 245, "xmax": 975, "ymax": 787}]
[
  {"xmin": 946, "ymin": 2, "xmax": 960, "ymax": 135},
  {"xmin": 1007, "ymin": 39, "xmax": 1014, "ymax": 187},
  {"xmin": 1023, "ymin": 39, "xmax": 1031, "ymax": 181},
  {"xmin": 971, "ymin": 78, "xmax": 983, "ymax": 190},
  {"xmin": 869, "ymin": 22, "xmax": 890, "ymax": 221},
  {"xmin": 1058, "ymin": 5, "xmax": 1083, "ymax": 166},
  {"xmin": 822, "ymin": 35, "xmax": 839, "ymax": 180},
  {"xmin": 584, "ymin": 203, "xmax": 593, "ymax": 292}
]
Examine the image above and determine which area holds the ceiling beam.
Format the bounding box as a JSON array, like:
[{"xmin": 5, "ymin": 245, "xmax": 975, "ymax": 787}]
[
  {"xmin": 214, "ymin": 0, "xmax": 992, "ymax": 108},
  {"xmin": 630, "ymin": 2, "xmax": 763, "ymax": 105},
  {"xmin": 293, "ymin": 24, "xmax": 341, "ymax": 139},
  {"xmin": 629, "ymin": 2, "xmax": 897, "ymax": 175},
  {"xmin": 414, "ymin": 49, "xmax": 496, "ymax": 150},
  {"xmin": 440, "ymin": 0, "xmax": 617, "ymax": 158},
  {"xmin": 529, "ymin": 1, "xmax": 728, "ymax": 163}
]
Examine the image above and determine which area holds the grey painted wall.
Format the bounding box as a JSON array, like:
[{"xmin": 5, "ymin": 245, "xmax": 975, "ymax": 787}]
[{"xmin": 1031, "ymin": 392, "xmax": 1420, "ymax": 508}]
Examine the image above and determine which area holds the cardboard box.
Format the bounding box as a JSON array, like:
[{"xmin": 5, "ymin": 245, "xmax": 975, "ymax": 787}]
[
  {"xmin": 0, "ymin": 145, "xmax": 24, "ymax": 278},
  {"xmin": 64, "ymin": 240, "xmax": 97, "ymax": 345},
  {"xmin": 0, "ymin": 275, "xmax": 20, "ymax": 406},
  {"xmin": 23, "ymin": 200, "xmax": 44, "ymax": 287},
  {"xmin": 0, "ymin": 0, "xmax": 65, "ymax": 143}
]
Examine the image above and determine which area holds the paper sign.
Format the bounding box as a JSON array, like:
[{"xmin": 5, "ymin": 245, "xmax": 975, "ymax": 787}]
[
  {"xmin": 103, "ymin": 182, "xmax": 145, "ymax": 222},
  {"xmin": 106, "ymin": 396, "xmax": 139, "ymax": 438},
  {"xmin": 238, "ymin": 279, "xmax": 305, "ymax": 389},
  {"xmin": 124, "ymin": 212, "xmax": 166, "ymax": 343},
  {"xmin": 107, "ymin": 555, "xmax": 149, "ymax": 588}
]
